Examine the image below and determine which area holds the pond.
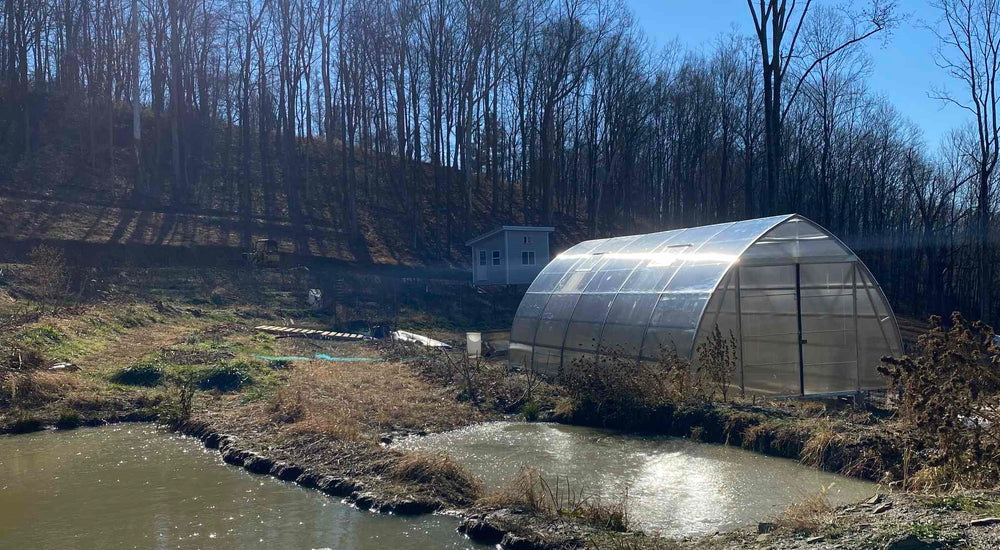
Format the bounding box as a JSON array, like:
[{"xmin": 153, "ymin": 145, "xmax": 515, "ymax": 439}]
[
  {"xmin": 394, "ymin": 421, "xmax": 875, "ymax": 536},
  {"xmin": 0, "ymin": 424, "xmax": 488, "ymax": 550}
]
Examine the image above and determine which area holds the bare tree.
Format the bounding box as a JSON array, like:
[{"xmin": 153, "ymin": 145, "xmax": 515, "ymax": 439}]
[
  {"xmin": 931, "ymin": 0, "xmax": 1000, "ymax": 320},
  {"xmin": 745, "ymin": 0, "xmax": 896, "ymax": 210}
]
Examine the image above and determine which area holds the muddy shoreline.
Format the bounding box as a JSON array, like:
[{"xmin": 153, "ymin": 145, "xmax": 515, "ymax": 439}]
[
  {"xmin": 5, "ymin": 408, "xmax": 1000, "ymax": 550},
  {"xmin": 171, "ymin": 420, "xmax": 623, "ymax": 550}
]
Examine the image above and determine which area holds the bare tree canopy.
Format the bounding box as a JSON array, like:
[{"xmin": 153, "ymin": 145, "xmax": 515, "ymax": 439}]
[
  {"xmin": 930, "ymin": 0, "xmax": 1000, "ymax": 319},
  {"xmin": 0, "ymin": 0, "xmax": 999, "ymax": 323}
]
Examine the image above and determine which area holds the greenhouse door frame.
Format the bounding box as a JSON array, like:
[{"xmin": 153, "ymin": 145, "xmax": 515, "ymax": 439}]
[{"xmin": 736, "ymin": 257, "xmax": 864, "ymax": 398}]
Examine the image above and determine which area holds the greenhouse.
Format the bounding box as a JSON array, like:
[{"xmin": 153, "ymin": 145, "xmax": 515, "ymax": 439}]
[{"xmin": 508, "ymin": 214, "xmax": 903, "ymax": 397}]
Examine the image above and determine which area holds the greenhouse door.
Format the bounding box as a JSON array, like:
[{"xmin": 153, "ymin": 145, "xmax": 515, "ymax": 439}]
[
  {"xmin": 738, "ymin": 264, "xmax": 802, "ymax": 395},
  {"xmin": 739, "ymin": 262, "xmax": 859, "ymax": 396},
  {"xmin": 798, "ymin": 263, "xmax": 858, "ymax": 394}
]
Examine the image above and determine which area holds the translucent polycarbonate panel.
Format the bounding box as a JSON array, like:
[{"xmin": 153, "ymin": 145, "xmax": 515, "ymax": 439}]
[
  {"xmin": 510, "ymin": 317, "xmax": 538, "ymax": 346},
  {"xmin": 692, "ymin": 272, "xmax": 742, "ymax": 395},
  {"xmin": 587, "ymin": 256, "xmax": 645, "ymax": 293},
  {"xmin": 553, "ymin": 238, "xmax": 636, "ymax": 292},
  {"xmin": 539, "ymin": 293, "xmax": 581, "ymax": 320},
  {"xmin": 508, "ymin": 344, "xmax": 531, "ymax": 369},
  {"xmin": 800, "ymin": 263, "xmax": 857, "ymax": 394},
  {"xmin": 511, "ymin": 213, "xmax": 902, "ymax": 386},
  {"xmin": 533, "ymin": 346, "xmax": 563, "ymax": 375},
  {"xmin": 552, "ymin": 254, "xmax": 605, "ymax": 293},
  {"xmin": 617, "ymin": 229, "xmax": 686, "ymax": 254},
  {"xmin": 741, "ymin": 217, "xmax": 854, "ymax": 264},
  {"xmin": 856, "ymin": 267, "xmax": 900, "ymax": 389},
  {"xmin": 514, "ymin": 293, "xmax": 549, "ymax": 320},
  {"xmin": 564, "ymin": 320, "xmax": 604, "ymax": 352},
  {"xmin": 663, "ymin": 262, "xmax": 730, "ymax": 293},
  {"xmin": 525, "ymin": 239, "xmax": 605, "ymax": 294},
  {"xmin": 696, "ymin": 216, "xmax": 789, "ymax": 257},
  {"xmin": 642, "ymin": 327, "xmax": 697, "ymax": 359},
  {"xmin": 605, "ymin": 293, "xmax": 660, "ymax": 325},
  {"xmin": 572, "ymin": 293, "xmax": 616, "ymax": 322},
  {"xmin": 739, "ymin": 265, "xmax": 801, "ymax": 395},
  {"xmin": 600, "ymin": 293, "xmax": 659, "ymax": 355},
  {"xmin": 648, "ymin": 292, "xmax": 710, "ymax": 330},
  {"xmin": 600, "ymin": 322, "xmax": 646, "ymax": 356},
  {"xmin": 618, "ymin": 253, "xmax": 687, "ymax": 293},
  {"xmin": 534, "ymin": 319, "xmax": 569, "ymax": 348}
]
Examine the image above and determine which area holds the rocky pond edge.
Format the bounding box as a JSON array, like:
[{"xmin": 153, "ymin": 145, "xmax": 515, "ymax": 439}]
[{"xmin": 170, "ymin": 420, "xmax": 609, "ymax": 550}]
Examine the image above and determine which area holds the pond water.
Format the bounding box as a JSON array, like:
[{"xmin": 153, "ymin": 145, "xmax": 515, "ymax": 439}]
[
  {"xmin": 394, "ymin": 421, "xmax": 876, "ymax": 536},
  {"xmin": 0, "ymin": 424, "xmax": 488, "ymax": 550}
]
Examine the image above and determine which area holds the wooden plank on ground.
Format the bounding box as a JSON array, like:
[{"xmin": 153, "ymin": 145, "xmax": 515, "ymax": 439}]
[{"xmin": 254, "ymin": 325, "xmax": 370, "ymax": 341}]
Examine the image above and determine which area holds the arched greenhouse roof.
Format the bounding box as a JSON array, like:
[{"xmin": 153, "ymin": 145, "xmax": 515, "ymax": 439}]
[{"xmin": 509, "ymin": 214, "xmax": 903, "ymax": 396}]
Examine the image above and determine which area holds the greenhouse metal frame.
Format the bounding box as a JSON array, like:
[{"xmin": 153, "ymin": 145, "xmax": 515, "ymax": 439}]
[{"xmin": 508, "ymin": 214, "xmax": 903, "ymax": 397}]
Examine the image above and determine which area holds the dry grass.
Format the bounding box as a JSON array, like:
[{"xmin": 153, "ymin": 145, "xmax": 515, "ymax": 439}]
[
  {"xmin": 800, "ymin": 424, "xmax": 838, "ymax": 469},
  {"xmin": 479, "ymin": 467, "xmax": 631, "ymax": 532},
  {"xmin": 267, "ymin": 357, "xmax": 480, "ymax": 438},
  {"xmin": 906, "ymin": 465, "xmax": 952, "ymax": 493},
  {"xmin": 390, "ymin": 451, "xmax": 484, "ymax": 503},
  {"xmin": 1, "ymin": 370, "xmax": 69, "ymax": 408},
  {"xmin": 774, "ymin": 485, "xmax": 835, "ymax": 534}
]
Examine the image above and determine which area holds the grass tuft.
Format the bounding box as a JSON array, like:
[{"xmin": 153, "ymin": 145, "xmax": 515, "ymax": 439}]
[
  {"xmin": 197, "ymin": 363, "xmax": 254, "ymax": 392},
  {"xmin": 479, "ymin": 466, "xmax": 631, "ymax": 532},
  {"xmin": 391, "ymin": 451, "xmax": 484, "ymax": 504},
  {"xmin": 774, "ymin": 485, "xmax": 834, "ymax": 534}
]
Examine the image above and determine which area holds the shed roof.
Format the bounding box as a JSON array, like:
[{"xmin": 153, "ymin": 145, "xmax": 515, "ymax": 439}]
[{"xmin": 466, "ymin": 226, "xmax": 555, "ymax": 246}]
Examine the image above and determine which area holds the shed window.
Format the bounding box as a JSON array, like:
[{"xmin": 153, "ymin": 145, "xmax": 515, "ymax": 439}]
[
  {"xmin": 479, "ymin": 250, "xmax": 486, "ymax": 265},
  {"xmin": 492, "ymin": 250, "xmax": 501, "ymax": 265},
  {"xmin": 523, "ymin": 235, "xmax": 532, "ymax": 245},
  {"xmin": 522, "ymin": 251, "xmax": 536, "ymax": 265}
]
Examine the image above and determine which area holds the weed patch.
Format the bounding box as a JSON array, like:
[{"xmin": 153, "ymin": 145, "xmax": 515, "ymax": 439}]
[
  {"xmin": 774, "ymin": 485, "xmax": 834, "ymax": 534},
  {"xmin": 197, "ymin": 362, "xmax": 256, "ymax": 392},
  {"xmin": 55, "ymin": 409, "xmax": 82, "ymax": 429},
  {"xmin": 110, "ymin": 364, "xmax": 163, "ymax": 387}
]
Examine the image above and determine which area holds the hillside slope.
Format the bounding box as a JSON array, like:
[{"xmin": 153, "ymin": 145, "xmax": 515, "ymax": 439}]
[{"xmin": 0, "ymin": 157, "xmax": 594, "ymax": 269}]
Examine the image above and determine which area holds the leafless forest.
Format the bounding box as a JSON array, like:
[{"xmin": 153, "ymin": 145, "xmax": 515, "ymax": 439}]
[{"xmin": 0, "ymin": 0, "xmax": 999, "ymax": 321}]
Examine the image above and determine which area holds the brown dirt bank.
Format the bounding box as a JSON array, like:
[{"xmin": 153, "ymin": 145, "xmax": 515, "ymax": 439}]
[
  {"xmin": 459, "ymin": 491, "xmax": 1000, "ymax": 549},
  {"xmin": 553, "ymin": 399, "xmax": 904, "ymax": 484}
]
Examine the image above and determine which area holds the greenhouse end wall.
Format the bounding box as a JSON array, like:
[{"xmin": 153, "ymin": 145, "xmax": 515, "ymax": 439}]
[{"xmin": 508, "ymin": 215, "xmax": 903, "ymax": 397}]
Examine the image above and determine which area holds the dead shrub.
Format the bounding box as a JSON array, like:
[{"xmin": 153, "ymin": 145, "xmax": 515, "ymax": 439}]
[
  {"xmin": 1, "ymin": 368, "xmax": 67, "ymax": 408},
  {"xmin": 28, "ymin": 244, "xmax": 69, "ymax": 303},
  {"xmin": 480, "ymin": 467, "xmax": 631, "ymax": 532},
  {"xmin": 696, "ymin": 324, "xmax": 739, "ymax": 402},
  {"xmin": 1, "ymin": 341, "xmax": 44, "ymax": 371},
  {"xmin": 391, "ymin": 451, "xmax": 484, "ymax": 504},
  {"xmin": 878, "ymin": 313, "xmax": 1000, "ymax": 489},
  {"xmin": 562, "ymin": 346, "xmax": 701, "ymax": 428}
]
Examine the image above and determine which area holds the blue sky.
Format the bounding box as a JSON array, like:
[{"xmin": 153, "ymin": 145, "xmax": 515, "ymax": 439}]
[{"xmin": 628, "ymin": 0, "xmax": 966, "ymax": 148}]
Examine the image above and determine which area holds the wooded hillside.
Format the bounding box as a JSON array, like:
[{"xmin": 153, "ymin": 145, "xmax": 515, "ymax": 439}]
[{"xmin": 2, "ymin": 0, "xmax": 999, "ymax": 322}]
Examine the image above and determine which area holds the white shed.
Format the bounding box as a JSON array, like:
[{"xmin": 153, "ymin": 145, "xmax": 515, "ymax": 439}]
[{"xmin": 466, "ymin": 226, "xmax": 554, "ymax": 286}]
